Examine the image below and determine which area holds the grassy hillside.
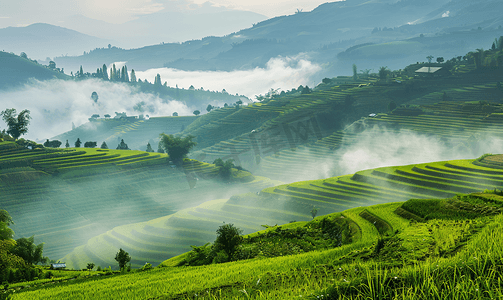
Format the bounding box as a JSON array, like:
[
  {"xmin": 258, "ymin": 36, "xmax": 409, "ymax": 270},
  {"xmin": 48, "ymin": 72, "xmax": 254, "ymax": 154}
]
[
  {"xmin": 0, "ymin": 51, "xmax": 69, "ymax": 89},
  {"xmin": 8, "ymin": 190, "xmax": 503, "ymax": 299},
  {"xmin": 0, "ymin": 141, "xmax": 278, "ymax": 262},
  {"xmin": 57, "ymin": 154, "xmax": 503, "ymax": 270}
]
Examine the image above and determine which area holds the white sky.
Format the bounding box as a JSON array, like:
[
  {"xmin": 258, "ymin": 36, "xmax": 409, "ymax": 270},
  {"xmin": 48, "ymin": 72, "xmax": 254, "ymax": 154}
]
[{"xmin": 0, "ymin": 0, "xmax": 336, "ymax": 28}]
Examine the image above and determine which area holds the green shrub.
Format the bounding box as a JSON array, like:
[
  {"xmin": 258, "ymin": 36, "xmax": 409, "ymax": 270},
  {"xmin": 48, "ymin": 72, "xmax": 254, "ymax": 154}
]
[
  {"xmin": 140, "ymin": 263, "xmax": 152, "ymax": 271},
  {"xmin": 43, "ymin": 271, "xmax": 53, "ymax": 279},
  {"xmin": 84, "ymin": 141, "xmax": 97, "ymax": 148},
  {"xmin": 212, "ymin": 250, "xmax": 229, "ymax": 264},
  {"xmin": 185, "ymin": 244, "xmax": 213, "ymax": 266}
]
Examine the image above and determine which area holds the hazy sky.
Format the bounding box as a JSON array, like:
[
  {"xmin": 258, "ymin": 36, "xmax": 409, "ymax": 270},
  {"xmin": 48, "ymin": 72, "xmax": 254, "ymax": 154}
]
[{"xmin": 0, "ymin": 0, "xmax": 335, "ymax": 28}]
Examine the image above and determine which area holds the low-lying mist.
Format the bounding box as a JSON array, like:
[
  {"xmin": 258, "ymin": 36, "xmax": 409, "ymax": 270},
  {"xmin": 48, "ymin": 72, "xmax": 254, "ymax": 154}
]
[
  {"xmin": 0, "ymin": 79, "xmax": 192, "ymax": 141},
  {"xmin": 135, "ymin": 55, "xmax": 322, "ymax": 98},
  {"xmin": 1, "ymin": 55, "xmax": 321, "ymax": 142},
  {"xmin": 258, "ymin": 126, "xmax": 503, "ymax": 183},
  {"xmin": 335, "ymin": 127, "xmax": 503, "ymax": 175}
]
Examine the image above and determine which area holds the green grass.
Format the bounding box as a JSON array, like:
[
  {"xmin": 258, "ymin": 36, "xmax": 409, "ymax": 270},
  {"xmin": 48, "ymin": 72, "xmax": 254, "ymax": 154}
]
[{"xmin": 9, "ymin": 193, "xmax": 503, "ymax": 300}]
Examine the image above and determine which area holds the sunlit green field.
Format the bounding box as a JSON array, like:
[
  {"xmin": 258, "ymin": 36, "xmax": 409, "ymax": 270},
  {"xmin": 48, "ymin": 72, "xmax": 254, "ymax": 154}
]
[{"xmin": 10, "ymin": 192, "xmax": 503, "ymax": 300}]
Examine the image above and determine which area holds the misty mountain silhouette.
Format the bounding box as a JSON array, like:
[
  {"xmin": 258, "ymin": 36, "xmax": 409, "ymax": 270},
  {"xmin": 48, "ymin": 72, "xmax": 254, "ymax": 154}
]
[
  {"xmin": 0, "ymin": 23, "xmax": 108, "ymax": 60},
  {"xmin": 51, "ymin": 0, "xmax": 503, "ymax": 75}
]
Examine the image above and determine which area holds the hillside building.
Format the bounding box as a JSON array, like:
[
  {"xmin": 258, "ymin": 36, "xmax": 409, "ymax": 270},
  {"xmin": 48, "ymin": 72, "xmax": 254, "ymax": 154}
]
[
  {"xmin": 415, "ymin": 66, "xmax": 449, "ymax": 77},
  {"xmin": 50, "ymin": 263, "xmax": 66, "ymax": 269}
]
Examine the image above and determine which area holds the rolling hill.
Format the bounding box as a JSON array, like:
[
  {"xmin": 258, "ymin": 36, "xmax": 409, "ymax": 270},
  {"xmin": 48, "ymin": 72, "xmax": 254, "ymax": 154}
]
[
  {"xmin": 60, "ymin": 154, "xmax": 503, "ymax": 269},
  {"xmin": 0, "ymin": 51, "xmax": 70, "ymax": 90},
  {"xmin": 8, "ymin": 188, "xmax": 503, "ymax": 299}
]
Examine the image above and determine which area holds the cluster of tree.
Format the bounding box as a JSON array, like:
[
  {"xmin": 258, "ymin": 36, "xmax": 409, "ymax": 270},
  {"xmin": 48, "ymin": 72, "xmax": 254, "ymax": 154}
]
[
  {"xmin": 0, "ymin": 210, "xmax": 49, "ymax": 284},
  {"xmin": 371, "ymin": 26, "xmax": 395, "ymax": 34},
  {"xmin": 213, "ymin": 158, "xmax": 235, "ymax": 182},
  {"xmin": 73, "ymin": 65, "xmax": 246, "ymax": 106},
  {"xmin": 184, "ymin": 224, "xmax": 243, "ymax": 266},
  {"xmin": 468, "ymin": 37, "xmax": 503, "ymax": 69},
  {"xmin": 71, "ymin": 139, "xmax": 109, "ymax": 149},
  {"xmin": 116, "ymin": 139, "xmax": 130, "ymax": 150},
  {"xmin": 182, "ymin": 216, "xmax": 353, "ymax": 266},
  {"xmin": 43, "ymin": 139, "xmax": 62, "ymax": 148},
  {"xmin": 419, "ymin": 37, "xmax": 503, "ymax": 71},
  {"xmin": 255, "ymin": 85, "xmax": 311, "ymax": 102},
  {"xmin": 84, "ymin": 247, "xmax": 134, "ymax": 274},
  {"xmin": 158, "ymin": 134, "xmax": 196, "ymax": 166}
]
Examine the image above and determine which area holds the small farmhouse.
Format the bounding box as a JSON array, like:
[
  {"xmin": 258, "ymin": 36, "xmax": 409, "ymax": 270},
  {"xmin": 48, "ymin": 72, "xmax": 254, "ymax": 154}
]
[
  {"xmin": 50, "ymin": 263, "xmax": 66, "ymax": 269},
  {"xmin": 415, "ymin": 66, "xmax": 449, "ymax": 77}
]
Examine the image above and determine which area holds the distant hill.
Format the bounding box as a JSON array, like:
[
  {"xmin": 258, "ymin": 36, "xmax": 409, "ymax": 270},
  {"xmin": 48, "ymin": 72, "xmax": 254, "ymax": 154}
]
[
  {"xmin": 52, "ymin": 0, "xmax": 503, "ymax": 74},
  {"xmin": 0, "ymin": 23, "xmax": 109, "ymax": 60},
  {"xmin": 0, "ymin": 51, "xmax": 69, "ymax": 90},
  {"xmin": 58, "ymin": 8, "xmax": 267, "ymax": 50}
]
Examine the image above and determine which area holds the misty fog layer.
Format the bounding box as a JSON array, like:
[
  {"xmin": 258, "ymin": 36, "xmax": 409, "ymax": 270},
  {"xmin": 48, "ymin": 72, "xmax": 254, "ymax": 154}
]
[
  {"xmin": 135, "ymin": 55, "xmax": 321, "ymax": 98},
  {"xmin": 0, "ymin": 79, "xmax": 192, "ymax": 141},
  {"xmin": 335, "ymin": 127, "xmax": 503, "ymax": 176},
  {"xmin": 0, "ymin": 55, "xmax": 321, "ymax": 142},
  {"xmin": 256, "ymin": 126, "xmax": 503, "ymax": 183}
]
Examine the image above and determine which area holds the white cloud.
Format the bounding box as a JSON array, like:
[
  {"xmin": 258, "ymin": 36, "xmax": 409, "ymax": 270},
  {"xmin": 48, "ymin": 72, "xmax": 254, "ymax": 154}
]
[
  {"xmin": 135, "ymin": 55, "xmax": 321, "ymax": 98},
  {"xmin": 442, "ymin": 11, "xmax": 450, "ymax": 18}
]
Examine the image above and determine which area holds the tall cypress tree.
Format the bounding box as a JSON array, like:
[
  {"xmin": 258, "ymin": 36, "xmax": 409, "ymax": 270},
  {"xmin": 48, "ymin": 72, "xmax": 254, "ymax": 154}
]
[
  {"xmin": 155, "ymin": 74, "xmax": 162, "ymax": 86},
  {"xmin": 124, "ymin": 65, "xmax": 129, "ymax": 82},
  {"xmin": 130, "ymin": 69, "xmax": 136, "ymax": 83},
  {"xmin": 121, "ymin": 66, "xmax": 125, "ymax": 82},
  {"xmin": 112, "ymin": 64, "xmax": 117, "ymax": 81},
  {"xmin": 102, "ymin": 64, "xmax": 108, "ymax": 80}
]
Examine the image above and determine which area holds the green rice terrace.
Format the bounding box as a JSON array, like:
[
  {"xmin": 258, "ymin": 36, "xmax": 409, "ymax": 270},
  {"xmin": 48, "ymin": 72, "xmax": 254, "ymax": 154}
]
[
  {"xmin": 57, "ymin": 154, "xmax": 503, "ymax": 271},
  {"xmin": 180, "ymin": 67, "xmax": 503, "ymax": 181},
  {"xmin": 6, "ymin": 189, "xmax": 503, "ymax": 299},
  {"xmin": 0, "ymin": 141, "xmax": 279, "ymax": 263},
  {"xmin": 254, "ymin": 100, "xmax": 503, "ymax": 182}
]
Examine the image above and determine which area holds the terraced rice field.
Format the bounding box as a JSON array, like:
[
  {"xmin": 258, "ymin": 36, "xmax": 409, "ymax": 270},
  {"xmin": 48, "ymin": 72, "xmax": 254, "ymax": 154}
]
[
  {"xmin": 254, "ymin": 101, "xmax": 503, "ymax": 182},
  {"xmin": 259, "ymin": 157, "xmax": 503, "ymax": 216},
  {"xmin": 0, "ymin": 142, "xmax": 280, "ymax": 262},
  {"xmin": 62, "ymin": 193, "xmax": 300, "ymax": 269},
  {"xmin": 62, "ymin": 156, "xmax": 503, "ymax": 269}
]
